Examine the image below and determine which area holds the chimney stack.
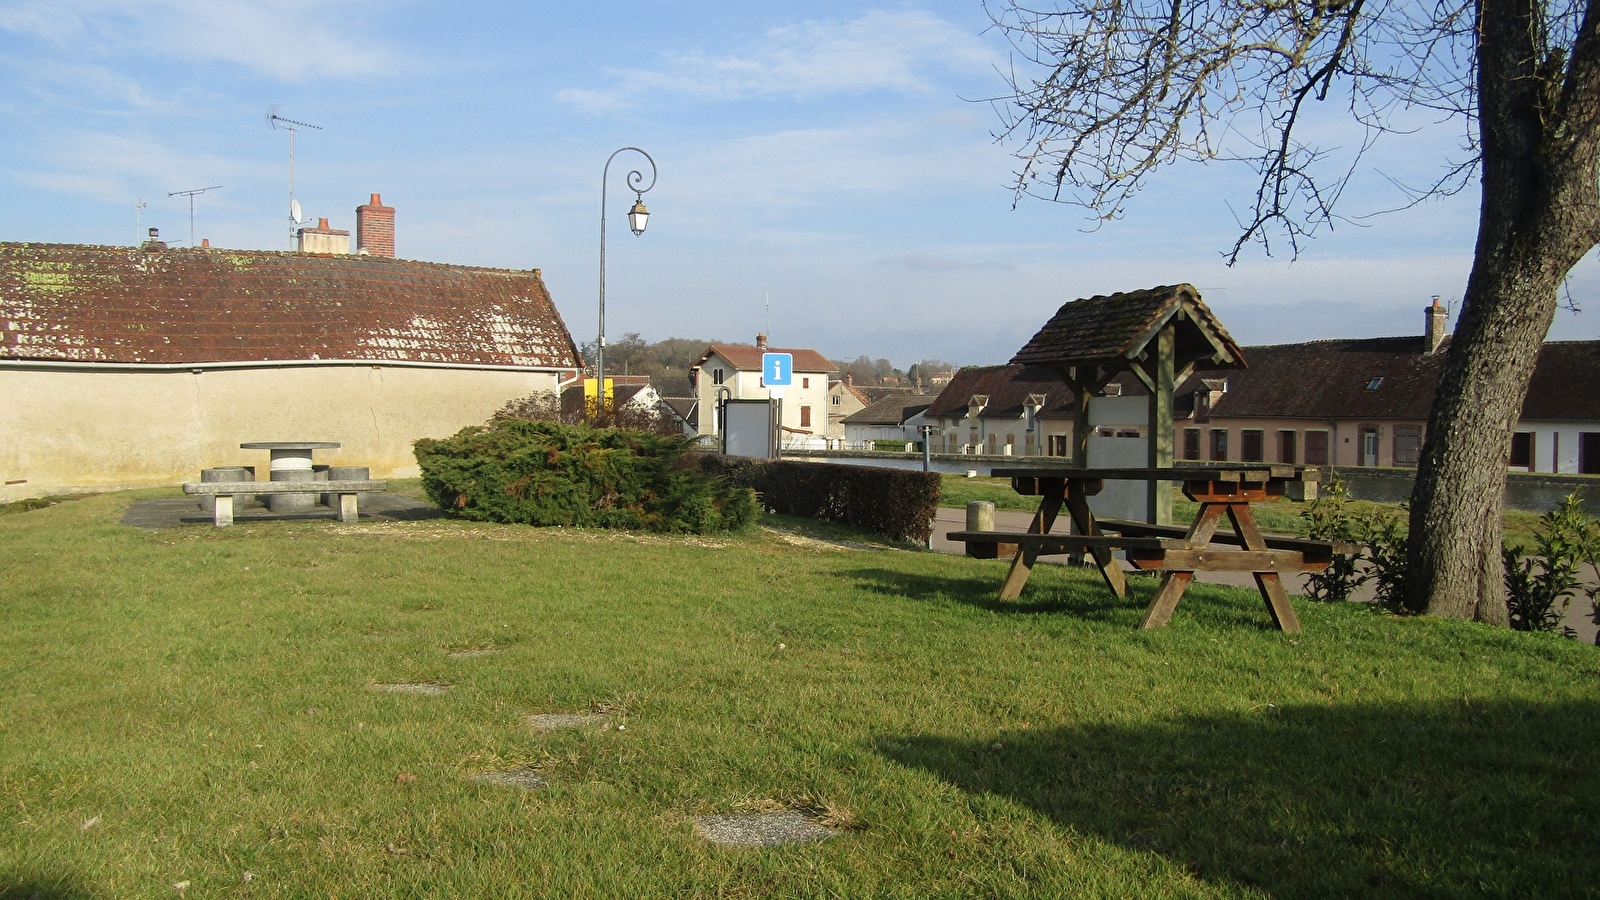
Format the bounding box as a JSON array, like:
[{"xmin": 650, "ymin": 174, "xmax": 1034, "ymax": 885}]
[
  {"xmin": 1425, "ymin": 296, "xmax": 1449, "ymax": 354},
  {"xmin": 297, "ymin": 216, "xmax": 351, "ymax": 255},
  {"xmin": 141, "ymin": 227, "xmax": 167, "ymax": 252},
  {"xmin": 755, "ymin": 332, "xmax": 768, "ymax": 350},
  {"xmin": 356, "ymin": 193, "xmax": 395, "ymax": 258}
]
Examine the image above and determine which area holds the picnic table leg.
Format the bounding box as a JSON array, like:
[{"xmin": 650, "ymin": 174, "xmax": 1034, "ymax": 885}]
[
  {"xmin": 997, "ymin": 490, "xmax": 1063, "ymax": 601},
  {"xmin": 1064, "ymin": 485, "xmax": 1127, "ymax": 598},
  {"xmin": 213, "ymin": 494, "xmax": 234, "ymax": 527},
  {"xmin": 1139, "ymin": 571, "xmax": 1192, "ymax": 628},
  {"xmin": 1227, "ymin": 504, "xmax": 1302, "ymax": 633},
  {"xmin": 1137, "ymin": 500, "xmax": 1225, "ymax": 628},
  {"xmin": 338, "ymin": 493, "xmax": 359, "ymax": 524}
]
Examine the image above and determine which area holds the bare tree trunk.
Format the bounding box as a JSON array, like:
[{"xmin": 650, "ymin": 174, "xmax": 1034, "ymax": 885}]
[{"xmin": 1406, "ymin": 0, "xmax": 1600, "ymax": 622}]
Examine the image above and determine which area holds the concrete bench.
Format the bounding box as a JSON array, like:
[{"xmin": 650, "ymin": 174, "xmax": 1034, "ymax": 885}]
[{"xmin": 182, "ymin": 480, "xmax": 387, "ymax": 527}]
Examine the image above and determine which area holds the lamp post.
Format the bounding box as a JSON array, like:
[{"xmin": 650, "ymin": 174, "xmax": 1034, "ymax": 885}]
[{"xmin": 596, "ymin": 146, "xmax": 657, "ymax": 419}]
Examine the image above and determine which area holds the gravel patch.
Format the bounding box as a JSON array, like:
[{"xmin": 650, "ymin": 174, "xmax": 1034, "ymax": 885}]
[
  {"xmin": 466, "ymin": 768, "xmax": 546, "ymax": 790},
  {"xmin": 447, "ymin": 648, "xmax": 499, "ymax": 659},
  {"xmin": 693, "ymin": 811, "xmax": 839, "ymax": 847},
  {"xmin": 367, "ymin": 682, "xmax": 450, "ymax": 695},
  {"xmin": 527, "ymin": 712, "xmax": 609, "ymax": 730}
]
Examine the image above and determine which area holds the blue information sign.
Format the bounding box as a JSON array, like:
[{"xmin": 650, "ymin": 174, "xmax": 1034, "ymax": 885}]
[{"xmin": 762, "ymin": 352, "xmax": 793, "ymax": 387}]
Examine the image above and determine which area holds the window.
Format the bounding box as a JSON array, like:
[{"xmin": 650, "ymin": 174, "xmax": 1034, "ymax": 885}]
[
  {"xmin": 1393, "ymin": 425, "xmax": 1422, "ymax": 467},
  {"xmin": 1509, "ymin": 431, "xmax": 1533, "ymax": 468},
  {"xmin": 1581, "ymin": 433, "xmax": 1600, "ymax": 474},
  {"xmin": 1210, "ymin": 429, "xmax": 1228, "ymax": 461},
  {"xmin": 712, "ymin": 368, "xmax": 725, "ymax": 386},
  {"xmin": 802, "ymin": 377, "xmax": 810, "ymax": 389},
  {"xmin": 799, "ymin": 406, "xmax": 811, "ymax": 428},
  {"xmin": 1304, "ymin": 431, "xmax": 1329, "ymax": 466},
  {"xmin": 831, "ymin": 395, "xmax": 840, "ymax": 406},
  {"xmin": 1049, "ymin": 434, "xmax": 1068, "ymax": 456},
  {"xmin": 1241, "ymin": 429, "xmax": 1264, "ymax": 462},
  {"xmin": 1184, "ymin": 428, "xmax": 1201, "ymax": 460},
  {"xmin": 1366, "ymin": 376, "xmax": 1384, "ymax": 391},
  {"xmin": 1277, "ymin": 430, "xmax": 1297, "ymax": 464}
]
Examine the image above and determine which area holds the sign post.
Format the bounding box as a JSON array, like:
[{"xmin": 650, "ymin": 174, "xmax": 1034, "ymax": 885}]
[{"xmin": 762, "ymin": 353, "xmax": 793, "ymax": 458}]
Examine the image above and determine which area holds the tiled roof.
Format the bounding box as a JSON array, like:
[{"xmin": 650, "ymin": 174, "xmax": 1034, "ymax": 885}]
[
  {"xmin": 661, "ymin": 396, "xmax": 697, "ymax": 428},
  {"xmin": 694, "ymin": 344, "xmax": 837, "ymax": 373},
  {"xmin": 1011, "ymin": 283, "xmax": 1245, "ymax": 372},
  {"xmin": 855, "ymin": 385, "xmax": 927, "ymax": 403},
  {"xmin": 0, "ymin": 242, "xmax": 580, "ymax": 369},
  {"xmin": 923, "ymin": 364, "xmax": 1149, "ymax": 421},
  {"xmin": 561, "ymin": 383, "xmax": 649, "ymax": 414},
  {"xmin": 1184, "ymin": 337, "xmax": 1600, "ymax": 423},
  {"xmin": 841, "ymin": 395, "xmax": 933, "ymax": 426}
]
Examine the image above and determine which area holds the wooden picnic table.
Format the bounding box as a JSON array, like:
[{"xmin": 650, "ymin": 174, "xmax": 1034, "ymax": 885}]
[{"xmin": 947, "ymin": 465, "xmax": 1342, "ymax": 633}]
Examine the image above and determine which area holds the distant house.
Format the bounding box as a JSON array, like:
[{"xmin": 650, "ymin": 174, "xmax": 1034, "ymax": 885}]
[
  {"xmin": 689, "ymin": 334, "xmax": 837, "ymax": 449},
  {"xmin": 840, "ymin": 395, "xmax": 933, "ymax": 447},
  {"xmin": 923, "ymin": 365, "xmax": 1151, "ymax": 457},
  {"xmin": 0, "ymin": 237, "xmax": 581, "ymax": 500},
  {"xmin": 560, "ymin": 375, "xmax": 662, "ymax": 418},
  {"xmin": 658, "ymin": 397, "xmax": 698, "ymax": 437},
  {"xmin": 825, "ymin": 376, "xmax": 872, "ymax": 441},
  {"xmin": 1180, "ymin": 302, "xmax": 1600, "ymax": 474}
]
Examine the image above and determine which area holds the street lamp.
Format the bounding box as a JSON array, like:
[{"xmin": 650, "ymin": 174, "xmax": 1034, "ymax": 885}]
[{"xmin": 596, "ymin": 146, "xmax": 657, "ymax": 419}]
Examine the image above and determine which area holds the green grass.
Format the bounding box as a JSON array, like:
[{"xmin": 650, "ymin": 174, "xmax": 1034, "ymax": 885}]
[
  {"xmin": 941, "ymin": 474, "xmax": 1549, "ymax": 544},
  {"xmin": 3, "ymin": 488, "xmax": 1599, "ymax": 898}
]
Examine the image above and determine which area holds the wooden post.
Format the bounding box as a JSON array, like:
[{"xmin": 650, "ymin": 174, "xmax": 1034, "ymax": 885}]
[
  {"xmin": 1072, "ymin": 367, "xmax": 1092, "ymax": 469},
  {"xmin": 1147, "ymin": 324, "xmax": 1175, "ymax": 525}
]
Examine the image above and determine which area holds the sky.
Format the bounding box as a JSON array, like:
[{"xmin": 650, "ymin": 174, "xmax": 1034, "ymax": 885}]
[{"xmin": 2, "ymin": 1, "xmax": 1596, "ymax": 368}]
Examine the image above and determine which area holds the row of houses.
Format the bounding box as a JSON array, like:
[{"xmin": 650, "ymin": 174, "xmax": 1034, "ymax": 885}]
[{"xmin": 827, "ymin": 302, "xmax": 1599, "ymax": 474}]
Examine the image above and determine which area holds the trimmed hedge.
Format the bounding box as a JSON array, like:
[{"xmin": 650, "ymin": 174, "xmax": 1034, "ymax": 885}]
[
  {"xmin": 414, "ymin": 419, "xmax": 757, "ymax": 533},
  {"xmin": 697, "ymin": 455, "xmax": 940, "ymax": 544}
]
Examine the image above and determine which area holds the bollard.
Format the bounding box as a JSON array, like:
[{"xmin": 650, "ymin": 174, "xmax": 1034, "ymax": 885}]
[{"xmin": 966, "ymin": 500, "xmax": 996, "ymax": 559}]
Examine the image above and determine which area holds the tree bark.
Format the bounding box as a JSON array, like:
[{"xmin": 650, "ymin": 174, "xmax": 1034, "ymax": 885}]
[{"xmin": 1406, "ymin": 0, "xmax": 1600, "ymax": 621}]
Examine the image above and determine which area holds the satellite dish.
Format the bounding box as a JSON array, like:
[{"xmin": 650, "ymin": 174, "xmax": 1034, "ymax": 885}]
[{"xmin": 290, "ymin": 199, "xmax": 303, "ymax": 225}]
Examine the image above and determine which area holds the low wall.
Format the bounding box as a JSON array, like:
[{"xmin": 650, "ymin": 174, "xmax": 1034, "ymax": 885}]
[{"xmin": 1331, "ymin": 466, "xmax": 1600, "ymax": 514}]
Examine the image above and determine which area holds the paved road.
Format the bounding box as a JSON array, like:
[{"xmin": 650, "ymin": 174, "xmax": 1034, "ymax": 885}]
[{"xmin": 931, "ymin": 507, "xmax": 1599, "ymax": 643}]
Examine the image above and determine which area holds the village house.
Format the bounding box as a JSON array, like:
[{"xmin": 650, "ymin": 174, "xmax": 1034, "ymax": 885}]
[
  {"xmin": 825, "ymin": 375, "xmax": 872, "ymax": 442},
  {"xmin": 921, "ymin": 365, "xmax": 1152, "ymax": 458},
  {"xmin": 0, "ymin": 208, "xmax": 581, "ymax": 501},
  {"xmin": 839, "ymin": 394, "xmax": 934, "ymax": 447},
  {"xmin": 689, "ymin": 335, "xmax": 836, "ymax": 450},
  {"xmin": 1180, "ymin": 301, "xmax": 1600, "ymax": 474}
]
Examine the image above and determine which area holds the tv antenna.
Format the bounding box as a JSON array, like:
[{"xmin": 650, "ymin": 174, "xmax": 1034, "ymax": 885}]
[
  {"xmin": 268, "ymin": 107, "xmax": 322, "ymax": 249},
  {"xmin": 167, "ymin": 185, "xmax": 222, "ymax": 247},
  {"xmin": 134, "ymin": 199, "xmax": 147, "ymax": 244}
]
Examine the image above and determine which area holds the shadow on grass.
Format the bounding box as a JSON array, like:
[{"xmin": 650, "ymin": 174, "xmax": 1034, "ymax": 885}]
[
  {"xmin": 878, "ymin": 698, "xmax": 1600, "ymax": 898},
  {"xmin": 0, "ymin": 872, "xmax": 98, "ymax": 900},
  {"xmin": 845, "ymin": 564, "xmax": 1283, "ymax": 631}
]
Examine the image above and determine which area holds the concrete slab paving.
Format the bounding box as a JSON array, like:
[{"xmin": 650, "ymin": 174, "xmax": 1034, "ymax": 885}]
[
  {"xmin": 693, "ymin": 811, "xmax": 838, "ymax": 847},
  {"xmin": 527, "ymin": 712, "xmax": 608, "ymax": 730}
]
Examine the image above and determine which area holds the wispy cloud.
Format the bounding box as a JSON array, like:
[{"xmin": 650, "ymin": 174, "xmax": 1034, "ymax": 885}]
[
  {"xmin": 557, "ymin": 9, "xmax": 999, "ymax": 112},
  {"xmin": 0, "ymin": 0, "xmax": 397, "ymax": 82}
]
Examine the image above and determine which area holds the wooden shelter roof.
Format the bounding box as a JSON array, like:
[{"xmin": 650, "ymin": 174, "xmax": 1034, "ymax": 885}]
[{"xmin": 1010, "ymin": 283, "xmax": 1246, "ymax": 374}]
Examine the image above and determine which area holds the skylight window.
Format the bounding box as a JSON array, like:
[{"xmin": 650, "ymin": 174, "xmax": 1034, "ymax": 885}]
[{"xmin": 1366, "ymin": 376, "xmax": 1384, "ymax": 391}]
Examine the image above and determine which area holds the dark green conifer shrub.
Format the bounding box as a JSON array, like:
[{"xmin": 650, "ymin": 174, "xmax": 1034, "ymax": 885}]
[{"xmin": 413, "ymin": 419, "xmax": 756, "ymax": 533}]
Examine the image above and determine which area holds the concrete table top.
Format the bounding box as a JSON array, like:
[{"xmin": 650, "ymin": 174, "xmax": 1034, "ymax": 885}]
[{"xmin": 240, "ymin": 441, "xmax": 342, "ymax": 450}]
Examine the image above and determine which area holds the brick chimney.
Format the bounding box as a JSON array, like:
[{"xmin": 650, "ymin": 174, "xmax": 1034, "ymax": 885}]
[
  {"xmin": 1425, "ymin": 296, "xmax": 1449, "ymax": 354},
  {"xmin": 356, "ymin": 193, "xmax": 395, "ymax": 258},
  {"xmin": 755, "ymin": 332, "xmax": 768, "ymax": 350}
]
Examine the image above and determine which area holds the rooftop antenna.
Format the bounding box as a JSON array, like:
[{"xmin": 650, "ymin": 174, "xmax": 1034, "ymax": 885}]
[
  {"xmin": 268, "ymin": 107, "xmax": 322, "ymax": 249},
  {"xmin": 134, "ymin": 199, "xmax": 147, "ymax": 245},
  {"xmin": 167, "ymin": 185, "xmax": 223, "ymax": 247},
  {"xmin": 765, "ymin": 292, "xmax": 771, "ymax": 338}
]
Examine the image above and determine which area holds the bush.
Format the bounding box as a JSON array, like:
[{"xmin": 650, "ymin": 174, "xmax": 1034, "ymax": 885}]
[
  {"xmin": 495, "ymin": 390, "xmax": 678, "ymax": 435},
  {"xmin": 413, "ymin": 419, "xmax": 756, "ymax": 534},
  {"xmin": 872, "ymin": 439, "xmax": 909, "ymax": 452},
  {"xmin": 697, "ymin": 456, "xmax": 941, "ymax": 544},
  {"xmin": 1504, "ymin": 492, "xmax": 1599, "ymax": 634},
  {"xmin": 1300, "ymin": 473, "xmax": 1367, "ymax": 603}
]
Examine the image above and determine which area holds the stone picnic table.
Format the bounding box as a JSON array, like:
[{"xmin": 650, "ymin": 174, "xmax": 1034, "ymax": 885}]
[{"xmin": 240, "ymin": 441, "xmax": 341, "ymax": 513}]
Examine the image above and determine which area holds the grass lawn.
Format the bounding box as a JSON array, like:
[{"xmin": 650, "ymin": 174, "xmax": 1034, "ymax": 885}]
[
  {"xmin": 940, "ymin": 474, "xmax": 1549, "ymax": 545},
  {"xmin": 3, "ymin": 488, "xmax": 1599, "ymax": 898}
]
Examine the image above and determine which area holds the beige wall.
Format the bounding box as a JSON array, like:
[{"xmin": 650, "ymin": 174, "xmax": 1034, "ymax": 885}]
[{"xmin": 0, "ymin": 364, "xmax": 566, "ymax": 501}]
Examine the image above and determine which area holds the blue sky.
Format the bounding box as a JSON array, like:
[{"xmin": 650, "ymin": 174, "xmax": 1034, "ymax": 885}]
[{"xmin": 3, "ymin": 1, "xmax": 1595, "ymax": 367}]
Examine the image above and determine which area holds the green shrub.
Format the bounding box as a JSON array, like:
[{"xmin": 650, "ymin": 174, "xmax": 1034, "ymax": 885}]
[
  {"xmin": 1300, "ymin": 473, "xmax": 1367, "ymax": 603},
  {"xmin": 698, "ymin": 456, "xmax": 940, "ymax": 544},
  {"xmin": 871, "ymin": 439, "xmax": 909, "ymax": 452},
  {"xmin": 1505, "ymin": 492, "xmax": 1599, "ymax": 634},
  {"xmin": 413, "ymin": 419, "xmax": 757, "ymax": 534}
]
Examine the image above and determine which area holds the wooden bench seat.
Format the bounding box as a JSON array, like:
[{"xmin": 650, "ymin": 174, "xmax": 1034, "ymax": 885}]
[
  {"xmin": 182, "ymin": 479, "xmax": 387, "ymax": 527},
  {"xmin": 945, "ymin": 530, "xmax": 1182, "ymax": 554},
  {"xmin": 1095, "ymin": 517, "xmax": 1357, "ymax": 558}
]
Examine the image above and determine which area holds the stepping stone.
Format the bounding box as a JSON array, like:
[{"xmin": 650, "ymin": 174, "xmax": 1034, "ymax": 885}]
[
  {"xmin": 527, "ymin": 712, "xmax": 608, "ymax": 730},
  {"xmin": 368, "ymin": 682, "xmax": 450, "ymax": 695},
  {"xmin": 447, "ymin": 648, "xmax": 499, "ymax": 659},
  {"xmin": 693, "ymin": 811, "xmax": 839, "ymax": 847},
  {"xmin": 466, "ymin": 768, "xmax": 546, "ymax": 790}
]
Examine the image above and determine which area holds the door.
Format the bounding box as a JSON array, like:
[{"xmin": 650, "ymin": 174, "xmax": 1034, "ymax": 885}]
[{"xmin": 1361, "ymin": 428, "xmax": 1380, "ymax": 467}]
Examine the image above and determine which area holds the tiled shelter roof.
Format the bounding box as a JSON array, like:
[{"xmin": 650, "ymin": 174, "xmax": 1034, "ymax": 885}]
[
  {"xmin": 0, "ymin": 242, "xmax": 580, "ymax": 369},
  {"xmin": 1011, "ymin": 283, "xmax": 1245, "ymax": 373}
]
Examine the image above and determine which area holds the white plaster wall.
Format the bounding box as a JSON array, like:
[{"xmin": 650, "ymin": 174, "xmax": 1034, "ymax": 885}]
[
  {"xmin": 1086, "ymin": 434, "xmax": 1150, "ymax": 521},
  {"xmin": 0, "ymin": 364, "xmax": 563, "ymax": 500},
  {"xmin": 1516, "ymin": 422, "xmax": 1600, "ymax": 473}
]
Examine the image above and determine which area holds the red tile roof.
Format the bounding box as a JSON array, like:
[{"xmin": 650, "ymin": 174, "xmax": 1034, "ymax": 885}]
[
  {"xmin": 0, "ymin": 242, "xmax": 580, "ymax": 369},
  {"xmin": 694, "ymin": 344, "xmax": 837, "ymax": 373}
]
